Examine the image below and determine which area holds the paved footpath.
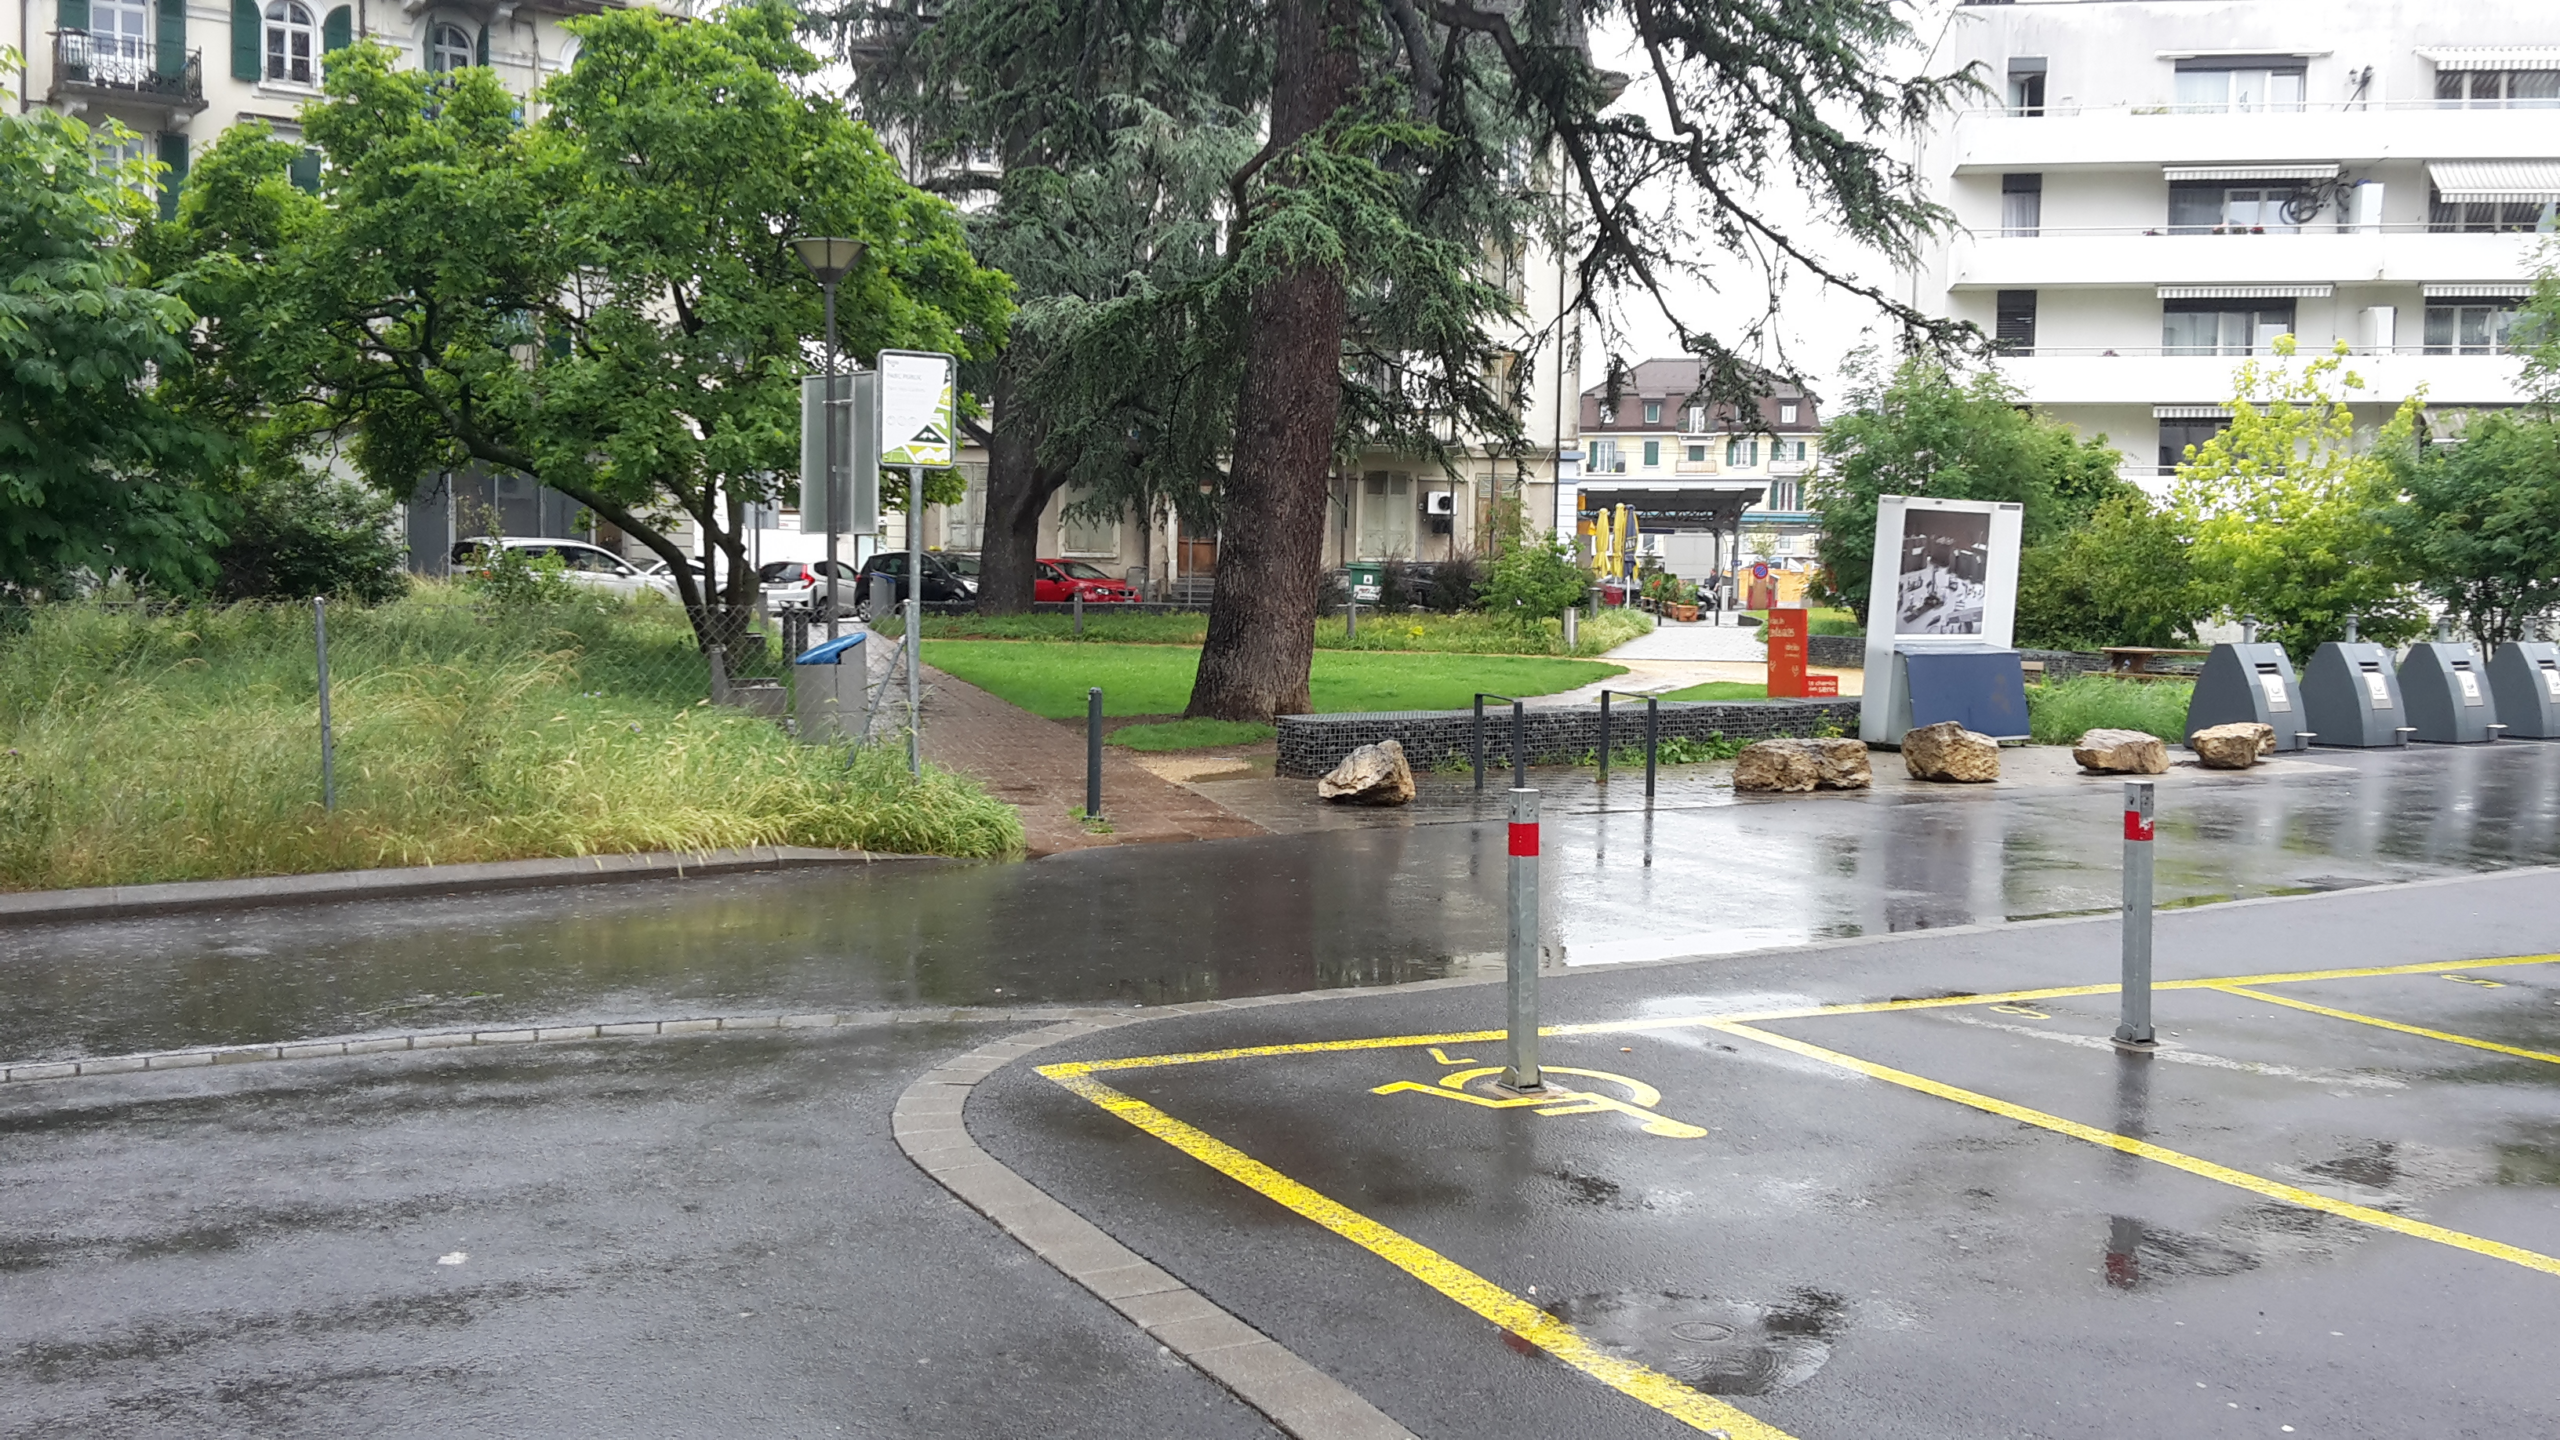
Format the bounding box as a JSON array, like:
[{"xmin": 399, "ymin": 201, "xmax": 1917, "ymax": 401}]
[
  {"xmin": 1539, "ymin": 618, "xmax": 1863, "ymax": 705},
  {"xmin": 917, "ymin": 666, "xmax": 1267, "ymax": 857}
]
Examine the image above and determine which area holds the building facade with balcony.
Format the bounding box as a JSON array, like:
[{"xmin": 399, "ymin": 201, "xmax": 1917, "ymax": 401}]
[
  {"xmin": 1574, "ymin": 358, "xmax": 1822, "ymax": 594},
  {"xmin": 1909, "ymin": 0, "xmax": 2555, "ymax": 484}
]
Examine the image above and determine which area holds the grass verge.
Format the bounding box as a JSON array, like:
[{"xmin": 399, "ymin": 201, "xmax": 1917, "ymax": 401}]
[
  {"xmin": 1104, "ymin": 719, "xmax": 1277, "ymax": 751},
  {"xmin": 2025, "ymin": 676, "xmax": 2195, "ymax": 745},
  {"xmin": 888, "ymin": 605, "xmax": 1651, "ymax": 658},
  {"xmin": 1657, "ymin": 681, "xmax": 1770, "ymax": 702},
  {"xmin": 921, "ymin": 640, "xmax": 1621, "ymax": 719},
  {"xmin": 0, "ymin": 590, "xmax": 1024, "ymax": 890}
]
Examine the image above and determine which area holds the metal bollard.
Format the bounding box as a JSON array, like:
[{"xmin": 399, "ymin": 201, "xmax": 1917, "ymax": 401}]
[
  {"xmin": 2115, "ymin": 780, "xmax": 2156, "ymax": 1048},
  {"xmin": 1598, "ymin": 691, "xmax": 1612, "ymax": 784},
  {"xmin": 1347, "ymin": 595, "xmax": 1359, "ymax": 640},
  {"xmin": 315, "ymin": 597, "xmax": 334, "ymax": 811},
  {"xmin": 1645, "ymin": 696, "xmax": 1659, "ymax": 801},
  {"xmin": 1086, "ymin": 686, "xmax": 1104, "ymax": 821},
  {"xmin": 1510, "ymin": 700, "xmax": 1526, "ymax": 790},
  {"xmin": 1504, "ymin": 787, "xmax": 1542, "ymax": 1091},
  {"xmin": 1563, "ymin": 605, "xmax": 1577, "ymax": 650},
  {"xmin": 1073, "ymin": 588, "xmax": 1084, "ymax": 636},
  {"xmin": 1472, "ymin": 694, "xmax": 1487, "ymax": 792}
]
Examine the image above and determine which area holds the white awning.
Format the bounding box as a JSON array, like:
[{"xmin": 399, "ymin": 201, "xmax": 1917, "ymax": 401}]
[
  {"xmin": 2429, "ymin": 161, "xmax": 2560, "ymax": 203},
  {"xmin": 2154, "ymin": 406, "xmax": 2230, "ymax": 420},
  {"xmin": 2423, "ymin": 282, "xmax": 2534, "ymax": 299},
  {"xmin": 2418, "ymin": 47, "xmax": 2560, "ymax": 72},
  {"xmin": 2157, "ymin": 284, "xmax": 2334, "ymax": 300},
  {"xmin": 2163, "ymin": 163, "xmax": 2340, "ymax": 183}
]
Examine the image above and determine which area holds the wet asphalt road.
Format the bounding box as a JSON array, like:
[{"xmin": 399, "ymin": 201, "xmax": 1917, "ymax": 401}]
[
  {"xmin": 979, "ymin": 870, "xmax": 2560, "ymax": 1438},
  {"xmin": 2, "ymin": 742, "xmax": 2559, "ymax": 1436},
  {"xmin": 0, "ymin": 1021, "xmax": 1277, "ymax": 1439}
]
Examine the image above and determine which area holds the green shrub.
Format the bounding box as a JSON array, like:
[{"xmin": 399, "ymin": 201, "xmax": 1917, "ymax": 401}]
[
  {"xmin": 211, "ymin": 469, "xmax": 411, "ymax": 603},
  {"xmin": 1480, "ymin": 535, "xmax": 1590, "ymax": 622},
  {"xmin": 2025, "ymin": 676, "xmax": 2194, "ymax": 745}
]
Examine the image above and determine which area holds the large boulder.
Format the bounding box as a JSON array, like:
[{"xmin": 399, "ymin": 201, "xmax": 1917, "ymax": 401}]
[
  {"xmin": 1902, "ymin": 721, "xmax": 2000, "ymax": 783},
  {"xmin": 2190, "ymin": 722, "xmax": 2275, "ymax": 770},
  {"xmin": 2073, "ymin": 727, "xmax": 2169, "ymax": 775},
  {"xmin": 1317, "ymin": 739, "xmax": 1415, "ymax": 805},
  {"xmin": 1734, "ymin": 737, "xmax": 1872, "ymax": 793}
]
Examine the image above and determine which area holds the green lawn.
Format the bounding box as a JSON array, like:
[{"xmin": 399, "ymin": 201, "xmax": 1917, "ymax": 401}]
[
  {"xmin": 1657, "ymin": 680, "xmax": 1770, "ymax": 701},
  {"xmin": 888, "ymin": 606, "xmax": 1651, "ymax": 658},
  {"xmin": 923, "ymin": 640, "xmax": 1623, "ymax": 719},
  {"xmin": 1105, "ymin": 719, "xmax": 1276, "ymax": 751}
]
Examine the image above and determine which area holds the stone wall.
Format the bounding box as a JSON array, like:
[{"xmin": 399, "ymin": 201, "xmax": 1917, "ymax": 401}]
[
  {"xmin": 1274, "ymin": 699, "xmax": 1865, "ymax": 778},
  {"xmin": 1801, "ymin": 634, "xmax": 2199, "ymax": 679}
]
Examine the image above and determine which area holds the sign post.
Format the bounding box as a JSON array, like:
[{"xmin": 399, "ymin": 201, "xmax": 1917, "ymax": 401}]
[
  {"xmin": 1765, "ymin": 606, "xmax": 1810, "ymax": 698},
  {"xmin": 878, "ymin": 350, "xmax": 957, "ymax": 777}
]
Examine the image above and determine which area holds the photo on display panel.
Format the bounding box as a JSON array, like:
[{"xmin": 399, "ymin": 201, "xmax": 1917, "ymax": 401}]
[{"xmin": 1895, "ymin": 509, "xmax": 1991, "ymax": 636}]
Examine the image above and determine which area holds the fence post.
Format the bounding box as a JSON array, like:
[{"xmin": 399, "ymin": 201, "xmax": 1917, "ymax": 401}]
[
  {"xmin": 2115, "ymin": 780, "xmax": 2156, "ymax": 1049},
  {"xmin": 708, "ymin": 643, "xmax": 730, "ymax": 705},
  {"xmin": 1503, "ymin": 786, "xmax": 1543, "ymax": 1091},
  {"xmin": 1472, "ymin": 694, "xmax": 1486, "ymax": 792},
  {"xmin": 1086, "ymin": 686, "xmax": 1105, "ymax": 821},
  {"xmin": 314, "ymin": 597, "xmax": 335, "ymax": 811},
  {"xmin": 1510, "ymin": 699, "xmax": 1526, "ymax": 790},
  {"xmin": 1598, "ymin": 691, "xmax": 1612, "ymax": 785},
  {"xmin": 1645, "ymin": 697, "xmax": 1659, "ymax": 801}
]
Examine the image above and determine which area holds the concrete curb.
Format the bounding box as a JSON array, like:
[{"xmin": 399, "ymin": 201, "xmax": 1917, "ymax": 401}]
[
  {"xmin": 0, "ymin": 845, "xmax": 928, "ymax": 927},
  {"xmin": 893, "ymin": 998, "xmax": 1422, "ymax": 1440}
]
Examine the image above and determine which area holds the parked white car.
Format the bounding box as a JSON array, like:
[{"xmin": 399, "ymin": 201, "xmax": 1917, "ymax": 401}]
[
  {"xmin": 450, "ymin": 538, "xmax": 676, "ymax": 600},
  {"xmin": 758, "ymin": 559, "xmax": 864, "ymax": 618}
]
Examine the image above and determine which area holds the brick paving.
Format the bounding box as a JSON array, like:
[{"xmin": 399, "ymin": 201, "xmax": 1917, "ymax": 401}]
[{"xmin": 915, "ymin": 667, "xmax": 1268, "ymax": 857}]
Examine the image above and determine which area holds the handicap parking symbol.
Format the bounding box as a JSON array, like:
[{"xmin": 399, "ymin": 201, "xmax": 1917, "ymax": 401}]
[{"xmin": 1371, "ymin": 1048, "xmax": 1709, "ymax": 1139}]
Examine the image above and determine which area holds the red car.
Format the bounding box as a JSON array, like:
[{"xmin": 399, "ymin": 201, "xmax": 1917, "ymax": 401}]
[{"xmin": 1035, "ymin": 559, "xmax": 1140, "ymax": 603}]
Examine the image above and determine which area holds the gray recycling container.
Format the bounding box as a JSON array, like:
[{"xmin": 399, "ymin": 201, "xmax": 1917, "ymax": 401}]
[
  {"xmin": 793, "ymin": 631, "xmax": 869, "ymax": 743},
  {"xmin": 2398, "ymin": 638, "xmax": 2501, "ymax": 743},
  {"xmin": 2301, "ymin": 640, "xmax": 2412, "ymax": 748},
  {"xmin": 2489, "ymin": 640, "xmax": 2560, "ymax": 739},
  {"xmin": 1875, "ymin": 645, "xmax": 2029, "ymax": 744},
  {"xmin": 2184, "ymin": 642, "xmax": 2308, "ymax": 752}
]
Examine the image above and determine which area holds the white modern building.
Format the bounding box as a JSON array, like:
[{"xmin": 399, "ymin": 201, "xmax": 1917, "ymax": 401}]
[{"xmin": 1907, "ymin": 0, "xmax": 2557, "ymax": 482}]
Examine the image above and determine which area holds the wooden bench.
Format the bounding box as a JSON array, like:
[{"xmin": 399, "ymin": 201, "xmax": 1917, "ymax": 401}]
[{"xmin": 2101, "ymin": 646, "xmax": 2209, "ymax": 682}]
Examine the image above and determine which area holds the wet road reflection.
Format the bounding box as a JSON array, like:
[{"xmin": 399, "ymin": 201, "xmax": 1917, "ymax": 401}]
[{"xmin": 3, "ymin": 742, "xmax": 2557, "ymax": 1060}]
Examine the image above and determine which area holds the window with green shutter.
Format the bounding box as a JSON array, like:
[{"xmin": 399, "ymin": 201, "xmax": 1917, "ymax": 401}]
[
  {"xmin": 321, "ymin": 4, "xmax": 348, "ymax": 52},
  {"xmin": 231, "ymin": 0, "xmax": 259, "ymax": 80},
  {"xmin": 157, "ymin": 131, "xmax": 189, "ymax": 221},
  {"xmin": 288, "ymin": 147, "xmax": 321, "ymax": 193},
  {"xmin": 59, "ymin": 0, "xmax": 91, "ymax": 33},
  {"xmin": 475, "ymin": 24, "xmax": 488, "ymax": 66},
  {"xmin": 156, "ymin": 0, "xmax": 185, "ymax": 77}
]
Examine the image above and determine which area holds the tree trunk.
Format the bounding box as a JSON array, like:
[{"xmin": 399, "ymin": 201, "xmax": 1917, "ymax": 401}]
[
  {"xmin": 977, "ymin": 356, "xmax": 1070, "ymax": 615},
  {"xmin": 1183, "ymin": 0, "xmax": 1362, "ymax": 721}
]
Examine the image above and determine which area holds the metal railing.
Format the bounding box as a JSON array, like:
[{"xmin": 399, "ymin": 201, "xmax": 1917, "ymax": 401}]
[
  {"xmin": 1472, "ymin": 693, "xmax": 1527, "ymax": 792},
  {"xmin": 1595, "ymin": 690, "xmax": 1661, "ymax": 801},
  {"xmin": 51, "ymin": 31, "xmax": 203, "ymax": 107}
]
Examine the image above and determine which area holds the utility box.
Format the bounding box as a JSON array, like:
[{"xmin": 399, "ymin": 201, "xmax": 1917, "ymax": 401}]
[
  {"xmin": 2489, "ymin": 640, "xmax": 2560, "ymax": 739},
  {"xmin": 793, "ymin": 631, "xmax": 869, "ymax": 743},
  {"xmin": 2184, "ymin": 642, "xmax": 2309, "ymax": 752},
  {"xmin": 1877, "ymin": 645, "xmax": 2029, "ymax": 744},
  {"xmin": 2399, "ymin": 638, "xmax": 2501, "ymax": 743},
  {"xmin": 2301, "ymin": 641, "xmax": 2411, "ymax": 748}
]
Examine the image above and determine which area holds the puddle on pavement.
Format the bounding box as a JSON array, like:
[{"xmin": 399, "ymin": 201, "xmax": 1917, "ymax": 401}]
[{"xmin": 1542, "ymin": 1288, "xmax": 1847, "ymax": 1395}]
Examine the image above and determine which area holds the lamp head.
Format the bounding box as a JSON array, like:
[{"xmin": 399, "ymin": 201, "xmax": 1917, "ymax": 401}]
[{"xmin": 790, "ymin": 236, "xmax": 866, "ymax": 285}]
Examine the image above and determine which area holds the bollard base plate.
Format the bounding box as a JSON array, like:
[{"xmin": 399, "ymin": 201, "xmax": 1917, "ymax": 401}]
[
  {"xmin": 2110, "ymin": 1036, "xmax": 2159, "ymax": 1056},
  {"xmin": 1495, "ymin": 1077, "xmax": 1545, "ymax": 1097}
]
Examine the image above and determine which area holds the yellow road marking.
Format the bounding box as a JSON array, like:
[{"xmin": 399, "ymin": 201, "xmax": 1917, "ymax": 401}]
[
  {"xmin": 1044, "ymin": 954, "xmax": 2560, "ymax": 1077},
  {"xmin": 1041, "ymin": 1068, "xmax": 1796, "ymax": 1438},
  {"xmin": 1989, "ymin": 1004, "xmax": 2050, "ymax": 1019},
  {"xmin": 1426, "ymin": 1047, "xmax": 1476, "ymax": 1065},
  {"xmin": 2214, "ymin": 986, "xmax": 2560, "ymax": 1066},
  {"xmin": 1372, "ymin": 1065, "xmax": 1710, "ymax": 1139},
  {"xmin": 1705, "ymin": 1019, "xmax": 2560, "ymax": 1280},
  {"xmin": 2445, "ymin": 974, "xmax": 2507, "ymax": 988}
]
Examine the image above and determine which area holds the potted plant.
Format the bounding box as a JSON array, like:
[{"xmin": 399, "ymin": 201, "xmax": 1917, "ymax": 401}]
[{"xmin": 1642, "ymin": 569, "xmax": 1698, "ymax": 622}]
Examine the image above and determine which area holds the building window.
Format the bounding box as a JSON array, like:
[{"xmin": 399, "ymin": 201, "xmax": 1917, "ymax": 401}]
[
  {"xmin": 2436, "ymin": 69, "xmax": 2560, "ymax": 109},
  {"xmin": 1596, "ymin": 403, "xmax": 1615, "ymax": 425},
  {"xmin": 1725, "ymin": 437, "xmax": 1759, "ymax": 468},
  {"xmin": 1357, "ymin": 472, "xmax": 1413, "ymax": 558},
  {"xmin": 1684, "ymin": 405, "xmax": 1704, "ymax": 432},
  {"xmin": 2158, "ymin": 419, "xmax": 2229, "ymax": 475},
  {"xmin": 2168, "ymin": 182, "xmax": 2311, "ymax": 236},
  {"xmin": 1766, "ymin": 478, "xmax": 1801, "ymax": 512},
  {"xmin": 1587, "ymin": 438, "xmax": 1624, "ymax": 474},
  {"xmin": 2424, "ymin": 303, "xmax": 2524, "ymax": 355},
  {"xmin": 1778, "ymin": 402, "xmax": 1798, "ymax": 425},
  {"xmin": 2172, "ymin": 62, "xmax": 2306, "ymax": 113},
  {"xmin": 90, "ymin": 0, "xmax": 152, "ymax": 81},
  {"xmin": 1995, "ymin": 290, "xmax": 2037, "ymax": 355},
  {"xmin": 429, "ymin": 23, "xmax": 475, "ymax": 72},
  {"xmin": 2428, "ymin": 187, "xmax": 2558, "ymax": 234},
  {"xmin": 1642, "ymin": 400, "xmax": 1662, "ymax": 425},
  {"xmin": 1686, "ymin": 443, "xmax": 1708, "ymax": 463},
  {"xmin": 2007, "ymin": 59, "xmax": 2045, "ymax": 116},
  {"xmin": 266, "ymin": 0, "xmax": 317, "ymax": 84},
  {"xmin": 1642, "ymin": 439, "xmax": 1660, "ymax": 468},
  {"xmin": 2163, "ymin": 299, "xmax": 2293, "ymax": 356},
  {"xmin": 2000, "ymin": 173, "xmax": 2041, "ymax": 237}
]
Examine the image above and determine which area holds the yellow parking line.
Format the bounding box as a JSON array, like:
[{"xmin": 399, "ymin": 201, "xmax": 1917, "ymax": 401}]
[
  {"xmin": 2214, "ymin": 986, "xmax": 2560, "ymax": 1067},
  {"xmin": 1706, "ymin": 1019, "xmax": 2560, "ymax": 1281},
  {"xmin": 1041, "ymin": 1067, "xmax": 1798, "ymax": 1439}
]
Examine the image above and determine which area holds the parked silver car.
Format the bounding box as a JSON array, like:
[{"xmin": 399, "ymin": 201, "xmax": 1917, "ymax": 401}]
[{"xmin": 449, "ymin": 538, "xmax": 676, "ymax": 600}]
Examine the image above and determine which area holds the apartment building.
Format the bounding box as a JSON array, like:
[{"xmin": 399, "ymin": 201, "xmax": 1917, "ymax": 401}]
[
  {"xmin": 1907, "ymin": 0, "xmax": 2555, "ymax": 484},
  {"xmin": 1573, "ymin": 359, "xmax": 1821, "ymax": 590}
]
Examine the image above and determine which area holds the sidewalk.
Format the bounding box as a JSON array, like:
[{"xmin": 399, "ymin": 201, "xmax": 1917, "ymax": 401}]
[
  {"xmin": 1535, "ymin": 616, "xmax": 1863, "ymax": 705},
  {"xmin": 915, "ymin": 667, "xmax": 1267, "ymax": 857}
]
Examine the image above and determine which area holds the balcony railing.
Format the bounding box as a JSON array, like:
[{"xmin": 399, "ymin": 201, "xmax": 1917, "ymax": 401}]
[
  {"xmin": 1997, "ymin": 344, "xmax": 2533, "ymax": 359},
  {"xmin": 1973, "ymin": 222, "xmax": 2548, "ymax": 239},
  {"xmin": 1963, "ymin": 100, "xmax": 2560, "ymax": 120},
  {"xmin": 51, "ymin": 31, "xmax": 205, "ymax": 110}
]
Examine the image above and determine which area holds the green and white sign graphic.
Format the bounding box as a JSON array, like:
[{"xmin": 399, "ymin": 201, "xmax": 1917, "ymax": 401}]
[{"xmin": 877, "ymin": 349, "xmax": 958, "ymax": 470}]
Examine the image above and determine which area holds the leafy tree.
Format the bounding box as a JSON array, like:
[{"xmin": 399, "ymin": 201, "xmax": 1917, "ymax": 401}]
[
  {"xmin": 2172, "ymin": 337, "xmax": 2425, "ymax": 658},
  {"xmin": 1809, "ymin": 356, "xmax": 2129, "ymax": 623},
  {"xmin": 2014, "ymin": 493, "xmax": 2208, "ymax": 651},
  {"xmin": 2383, "ymin": 412, "xmax": 2560, "ymax": 648},
  {"xmin": 1480, "ymin": 534, "xmax": 1587, "ymax": 621},
  {"xmin": 209, "ymin": 467, "xmax": 408, "ymax": 603},
  {"xmin": 163, "ymin": 6, "xmax": 1008, "ymax": 642},
  {"xmin": 840, "ymin": 0, "xmax": 1977, "ymax": 718},
  {"xmin": 0, "ymin": 63, "xmax": 224, "ymax": 594}
]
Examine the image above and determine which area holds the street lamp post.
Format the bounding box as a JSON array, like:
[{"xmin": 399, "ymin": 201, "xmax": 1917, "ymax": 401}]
[{"xmin": 790, "ymin": 236, "xmax": 866, "ymax": 640}]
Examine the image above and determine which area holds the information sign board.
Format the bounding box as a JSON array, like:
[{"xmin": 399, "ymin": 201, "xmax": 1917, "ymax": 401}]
[{"xmin": 877, "ymin": 350, "xmax": 957, "ymax": 470}]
